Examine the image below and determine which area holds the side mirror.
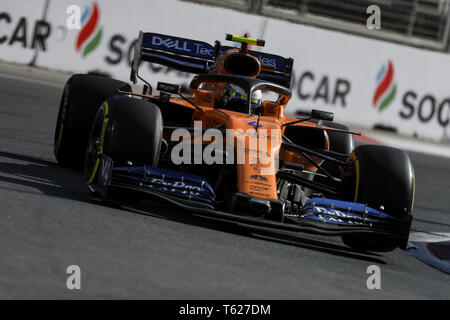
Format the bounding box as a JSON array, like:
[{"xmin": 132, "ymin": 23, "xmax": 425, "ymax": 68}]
[
  {"xmin": 157, "ymin": 82, "xmax": 182, "ymax": 95},
  {"xmin": 311, "ymin": 109, "xmax": 334, "ymax": 121}
]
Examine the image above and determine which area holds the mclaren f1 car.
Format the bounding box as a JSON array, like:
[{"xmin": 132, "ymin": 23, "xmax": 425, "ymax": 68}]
[{"xmin": 53, "ymin": 32, "xmax": 415, "ymax": 252}]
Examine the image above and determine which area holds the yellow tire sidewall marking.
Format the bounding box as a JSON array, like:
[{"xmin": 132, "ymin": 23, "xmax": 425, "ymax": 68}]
[{"xmin": 86, "ymin": 101, "xmax": 109, "ymax": 186}]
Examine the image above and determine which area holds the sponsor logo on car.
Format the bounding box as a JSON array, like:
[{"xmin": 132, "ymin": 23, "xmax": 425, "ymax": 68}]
[
  {"xmin": 151, "ymin": 36, "xmax": 191, "ymax": 53},
  {"xmin": 248, "ymin": 121, "xmax": 262, "ymax": 130},
  {"xmin": 250, "ymin": 174, "xmax": 268, "ymax": 181}
]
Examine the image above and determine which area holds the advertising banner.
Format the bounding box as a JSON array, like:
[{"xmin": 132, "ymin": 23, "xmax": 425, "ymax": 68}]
[
  {"xmin": 0, "ymin": 0, "xmax": 47, "ymax": 64},
  {"xmin": 265, "ymin": 19, "xmax": 450, "ymax": 143},
  {"xmin": 1, "ymin": 0, "xmax": 450, "ymax": 143}
]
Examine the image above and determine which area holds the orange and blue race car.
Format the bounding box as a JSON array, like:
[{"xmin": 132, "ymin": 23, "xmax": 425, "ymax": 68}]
[{"xmin": 53, "ymin": 32, "xmax": 415, "ymax": 252}]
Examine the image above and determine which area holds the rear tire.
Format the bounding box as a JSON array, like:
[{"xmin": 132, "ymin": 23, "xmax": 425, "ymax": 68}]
[
  {"xmin": 314, "ymin": 121, "xmax": 354, "ymax": 183},
  {"xmin": 84, "ymin": 95, "xmax": 163, "ymax": 190},
  {"xmin": 54, "ymin": 74, "xmax": 131, "ymax": 168},
  {"xmin": 341, "ymin": 145, "xmax": 415, "ymax": 252},
  {"xmin": 324, "ymin": 121, "xmax": 355, "ymax": 156}
]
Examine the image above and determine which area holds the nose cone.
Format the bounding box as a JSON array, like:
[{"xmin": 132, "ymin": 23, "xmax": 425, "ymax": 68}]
[{"xmin": 228, "ymin": 115, "xmax": 282, "ymax": 199}]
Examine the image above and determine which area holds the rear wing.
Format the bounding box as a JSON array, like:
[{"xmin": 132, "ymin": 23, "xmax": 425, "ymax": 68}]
[{"xmin": 131, "ymin": 32, "xmax": 294, "ymax": 88}]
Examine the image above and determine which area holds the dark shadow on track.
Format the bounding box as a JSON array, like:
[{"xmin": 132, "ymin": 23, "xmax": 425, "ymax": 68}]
[
  {"xmin": 0, "ymin": 149, "xmax": 386, "ymax": 264},
  {"xmin": 0, "ymin": 150, "xmax": 87, "ymax": 202},
  {"xmin": 99, "ymin": 197, "xmax": 386, "ymax": 264}
]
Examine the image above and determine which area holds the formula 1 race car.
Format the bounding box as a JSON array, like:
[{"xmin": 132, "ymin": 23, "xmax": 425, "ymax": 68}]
[{"xmin": 53, "ymin": 32, "xmax": 415, "ymax": 252}]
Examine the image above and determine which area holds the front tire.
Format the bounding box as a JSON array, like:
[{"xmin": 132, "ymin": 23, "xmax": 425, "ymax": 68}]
[
  {"xmin": 84, "ymin": 95, "xmax": 163, "ymax": 190},
  {"xmin": 342, "ymin": 145, "xmax": 415, "ymax": 252}
]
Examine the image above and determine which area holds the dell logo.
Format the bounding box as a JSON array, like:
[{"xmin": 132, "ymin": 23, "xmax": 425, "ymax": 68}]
[{"xmin": 152, "ymin": 36, "xmax": 191, "ymax": 53}]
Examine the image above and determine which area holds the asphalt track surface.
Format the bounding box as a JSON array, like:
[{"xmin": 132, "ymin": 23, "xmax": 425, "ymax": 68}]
[{"xmin": 0, "ymin": 65, "xmax": 449, "ymax": 299}]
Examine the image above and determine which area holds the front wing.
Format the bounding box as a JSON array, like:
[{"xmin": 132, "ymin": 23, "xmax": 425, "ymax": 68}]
[{"xmin": 95, "ymin": 156, "xmax": 412, "ymax": 248}]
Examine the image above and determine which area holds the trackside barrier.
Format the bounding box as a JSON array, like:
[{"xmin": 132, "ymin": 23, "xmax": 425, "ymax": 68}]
[{"xmin": 1, "ymin": 0, "xmax": 450, "ymax": 143}]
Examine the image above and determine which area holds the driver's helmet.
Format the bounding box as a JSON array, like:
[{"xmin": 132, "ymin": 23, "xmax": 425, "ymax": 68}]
[{"xmin": 220, "ymin": 84, "xmax": 262, "ymax": 113}]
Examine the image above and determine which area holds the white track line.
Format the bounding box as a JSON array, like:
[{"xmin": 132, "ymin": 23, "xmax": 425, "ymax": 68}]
[{"xmin": 408, "ymin": 231, "xmax": 450, "ymax": 274}]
